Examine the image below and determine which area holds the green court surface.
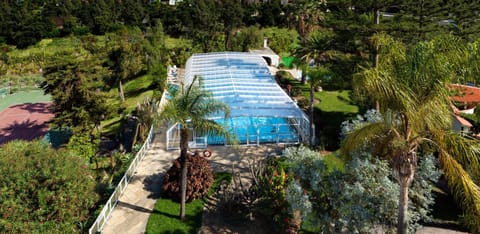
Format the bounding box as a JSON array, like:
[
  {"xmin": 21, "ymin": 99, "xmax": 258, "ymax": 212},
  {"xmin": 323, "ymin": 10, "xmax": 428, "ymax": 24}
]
[{"xmin": 0, "ymin": 89, "xmax": 51, "ymax": 112}]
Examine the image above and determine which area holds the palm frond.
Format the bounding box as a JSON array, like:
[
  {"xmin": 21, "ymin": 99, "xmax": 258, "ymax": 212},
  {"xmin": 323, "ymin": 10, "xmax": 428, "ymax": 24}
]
[
  {"xmin": 438, "ymin": 149, "xmax": 480, "ymax": 232},
  {"xmin": 409, "ymin": 88, "xmax": 451, "ymax": 133},
  {"xmin": 357, "ymin": 67, "xmax": 415, "ymax": 113},
  {"xmin": 436, "ymin": 132, "xmax": 480, "ymax": 176},
  {"xmin": 341, "ymin": 122, "xmax": 389, "ymax": 160}
]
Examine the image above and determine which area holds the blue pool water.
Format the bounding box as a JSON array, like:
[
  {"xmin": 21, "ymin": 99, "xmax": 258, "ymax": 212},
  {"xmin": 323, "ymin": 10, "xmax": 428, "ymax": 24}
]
[{"xmin": 207, "ymin": 116, "xmax": 299, "ymax": 145}]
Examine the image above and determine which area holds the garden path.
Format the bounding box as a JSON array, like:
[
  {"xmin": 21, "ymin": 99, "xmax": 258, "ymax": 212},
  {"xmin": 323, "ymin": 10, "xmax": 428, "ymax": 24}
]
[{"xmin": 101, "ymin": 127, "xmax": 177, "ymax": 234}]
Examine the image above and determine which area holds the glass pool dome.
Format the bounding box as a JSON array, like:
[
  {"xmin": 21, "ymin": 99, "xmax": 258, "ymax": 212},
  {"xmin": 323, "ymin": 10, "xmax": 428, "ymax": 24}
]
[{"xmin": 166, "ymin": 52, "xmax": 310, "ymax": 149}]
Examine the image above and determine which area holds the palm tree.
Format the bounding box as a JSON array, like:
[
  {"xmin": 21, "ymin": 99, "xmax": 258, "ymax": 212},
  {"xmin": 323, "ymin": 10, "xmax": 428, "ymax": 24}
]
[
  {"xmin": 342, "ymin": 34, "xmax": 480, "ymax": 233},
  {"xmin": 294, "ymin": 30, "xmax": 336, "ymax": 146},
  {"xmin": 305, "ymin": 67, "xmax": 331, "ymax": 146},
  {"xmin": 158, "ymin": 76, "xmax": 230, "ymax": 221},
  {"xmin": 294, "ymin": 30, "xmax": 336, "ymax": 69},
  {"xmin": 286, "ymin": 0, "xmax": 325, "ymax": 39}
]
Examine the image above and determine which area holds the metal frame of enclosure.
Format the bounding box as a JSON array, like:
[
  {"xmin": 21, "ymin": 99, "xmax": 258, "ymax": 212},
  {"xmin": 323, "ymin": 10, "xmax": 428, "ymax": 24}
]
[{"xmin": 166, "ymin": 52, "xmax": 310, "ymax": 149}]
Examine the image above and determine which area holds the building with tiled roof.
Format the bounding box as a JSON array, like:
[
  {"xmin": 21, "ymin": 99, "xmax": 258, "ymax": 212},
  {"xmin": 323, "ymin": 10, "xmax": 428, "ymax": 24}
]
[{"xmin": 449, "ymin": 84, "xmax": 480, "ymax": 114}]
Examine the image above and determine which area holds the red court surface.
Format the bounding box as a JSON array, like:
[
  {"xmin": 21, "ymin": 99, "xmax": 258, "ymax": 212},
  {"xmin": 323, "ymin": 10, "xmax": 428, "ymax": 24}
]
[{"xmin": 0, "ymin": 102, "xmax": 54, "ymax": 145}]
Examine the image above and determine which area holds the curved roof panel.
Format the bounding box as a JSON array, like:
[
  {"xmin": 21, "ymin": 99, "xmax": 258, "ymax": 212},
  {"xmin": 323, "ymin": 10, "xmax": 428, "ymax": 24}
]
[{"xmin": 184, "ymin": 52, "xmax": 307, "ymax": 119}]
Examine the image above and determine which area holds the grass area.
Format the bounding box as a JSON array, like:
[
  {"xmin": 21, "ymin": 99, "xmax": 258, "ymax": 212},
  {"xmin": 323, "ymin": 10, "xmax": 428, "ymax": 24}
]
[
  {"xmin": 8, "ymin": 37, "xmax": 83, "ymax": 60},
  {"xmin": 313, "ymin": 90, "xmax": 358, "ymax": 113},
  {"xmin": 165, "ymin": 37, "xmax": 193, "ymax": 50},
  {"xmin": 277, "ymin": 70, "xmax": 359, "ymax": 150},
  {"xmin": 146, "ymin": 172, "xmax": 232, "ymax": 234},
  {"xmin": 0, "ymin": 89, "xmax": 51, "ymax": 111},
  {"xmin": 102, "ymin": 74, "xmax": 157, "ymax": 135},
  {"xmin": 313, "ymin": 90, "xmax": 359, "ymax": 150}
]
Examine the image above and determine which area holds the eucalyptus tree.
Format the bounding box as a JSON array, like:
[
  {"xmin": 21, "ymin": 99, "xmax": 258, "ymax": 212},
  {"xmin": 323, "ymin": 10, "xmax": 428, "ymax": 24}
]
[
  {"xmin": 158, "ymin": 76, "xmax": 230, "ymax": 221},
  {"xmin": 106, "ymin": 27, "xmax": 146, "ymax": 102},
  {"xmin": 342, "ymin": 34, "xmax": 480, "ymax": 233},
  {"xmin": 190, "ymin": 0, "xmax": 223, "ymax": 52},
  {"xmin": 293, "ymin": 30, "xmax": 336, "ymax": 146},
  {"xmin": 219, "ymin": 0, "xmax": 244, "ymax": 50}
]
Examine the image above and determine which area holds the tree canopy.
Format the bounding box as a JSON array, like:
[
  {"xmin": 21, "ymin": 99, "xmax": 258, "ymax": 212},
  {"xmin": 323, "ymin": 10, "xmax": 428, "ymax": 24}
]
[
  {"xmin": 343, "ymin": 34, "xmax": 480, "ymax": 233},
  {"xmin": 0, "ymin": 140, "xmax": 98, "ymax": 233}
]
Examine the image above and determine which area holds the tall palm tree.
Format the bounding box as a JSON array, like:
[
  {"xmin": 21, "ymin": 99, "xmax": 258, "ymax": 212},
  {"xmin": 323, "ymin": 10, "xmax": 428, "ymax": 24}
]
[
  {"xmin": 342, "ymin": 34, "xmax": 480, "ymax": 233},
  {"xmin": 294, "ymin": 30, "xmax": 336, "ymax": 69},
  {"xmin": 286, "ymin": 0, "xmax": 325, "ymax": 39},
  {"xmin": 158, "ymin": 76, "xmax": 230, "ymax": 221},
  {"xmin": 305, "ymin": 67, "xmax": 331, "ymax": 146},
  {"xmin": 294, "ymin": 30, "xmax": 336, "ymax": 146}
]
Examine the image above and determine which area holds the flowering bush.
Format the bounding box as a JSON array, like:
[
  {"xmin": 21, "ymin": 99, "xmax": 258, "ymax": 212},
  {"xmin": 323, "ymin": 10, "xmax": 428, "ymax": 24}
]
[{"xmin": 255, "ymin": 156, "xmax": 299, "ymax": 233}]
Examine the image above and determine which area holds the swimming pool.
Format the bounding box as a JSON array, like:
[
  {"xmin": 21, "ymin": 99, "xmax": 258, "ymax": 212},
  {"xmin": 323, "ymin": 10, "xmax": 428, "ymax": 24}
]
[
  {"xmin": 206, "ymin": 116, "xmax": 300, "ymax": 145},
  {"xmin": 166, "ymin": 52, "xmax": 310, "ymax": 149}
]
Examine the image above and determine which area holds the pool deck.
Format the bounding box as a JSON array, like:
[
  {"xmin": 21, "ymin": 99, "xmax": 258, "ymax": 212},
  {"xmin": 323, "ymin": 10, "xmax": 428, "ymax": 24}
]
[{"xmin": 100, "ymin": 125, "xmax": 284, "ymax": 233}]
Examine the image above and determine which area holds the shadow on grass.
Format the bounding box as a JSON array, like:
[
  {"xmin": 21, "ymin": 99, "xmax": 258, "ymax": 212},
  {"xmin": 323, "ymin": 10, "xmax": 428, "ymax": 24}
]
[
  {"xmin": 422, "ymin": 186, "xmax": 469, "ymax": 232},
  {"xmin": 314, "ymin": 109, "xmax": 358, "ymax": 151},
  {"xmin": 125, "ymin": 86, "xmax": 154, "ymax": 99}
]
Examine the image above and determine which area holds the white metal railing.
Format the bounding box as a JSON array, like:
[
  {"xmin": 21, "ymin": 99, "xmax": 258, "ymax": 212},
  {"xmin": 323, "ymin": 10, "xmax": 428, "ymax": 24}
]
[{"xmin": 88, "ymin": 126, "xmax": 155, "ymax": 234}]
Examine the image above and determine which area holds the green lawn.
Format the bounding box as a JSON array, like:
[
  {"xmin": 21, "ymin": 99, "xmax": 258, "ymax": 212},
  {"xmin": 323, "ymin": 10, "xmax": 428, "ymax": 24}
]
[
  {"xmin": 312, "ymin": 90, "xmax": 359, "ymax": 150},
  {"xmin": 146, "ymin": 172, "xmax": 231, "ymax": 234},
  {"xmin": 102, "ymin": 74, "xmax": 157, "ymax": 135},
  {"xmin": 277, "ymin": 70, "xmax": 359, "ymax": 150},
  {"xmin": 0, "ymin": 89, "xmax": 51, "ymax": 111},
  {"xmin": 313, "ymin": 90, "xmax": 358, "ymax": 114}
]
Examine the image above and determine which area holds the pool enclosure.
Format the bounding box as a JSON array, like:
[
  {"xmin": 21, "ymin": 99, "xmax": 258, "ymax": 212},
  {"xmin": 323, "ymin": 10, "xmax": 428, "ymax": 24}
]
[{"xmin": 166, "ymin": 52, "xmax": 310, "ymax": 149}]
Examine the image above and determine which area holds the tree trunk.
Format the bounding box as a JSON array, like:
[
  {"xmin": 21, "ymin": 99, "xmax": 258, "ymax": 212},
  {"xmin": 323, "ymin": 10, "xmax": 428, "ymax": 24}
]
[
  {"xmin": 373, "ymin": 6, "xmax": 380, "ymax": 68},
  {"xmin": 179, "ymin": 128, "xmax": 189, "ymax": 221},
  {"xmin": 398, "ymin": 176, "xmax": 410, "ymax": 234},
  {"xmin": 395, "ymin": 151, "xmax": 417, "ymax": 234},
  {"xmin": 309, "ymin": 86, "xmax": 314, "ymax": 145},
  {"xmin": 373, "ymin": 3, "xmax": 380, "ymax": 111},
  {"xmin": 118, "ymin": 80, "xmax": 125, "ymax": 102},
  {"xmin": 132, "ymin": 123, "xmax": 140, "ymax": 149},
  {"xmin": 224, "ymin": 30, "xmax": 231, "ymax": 50}
]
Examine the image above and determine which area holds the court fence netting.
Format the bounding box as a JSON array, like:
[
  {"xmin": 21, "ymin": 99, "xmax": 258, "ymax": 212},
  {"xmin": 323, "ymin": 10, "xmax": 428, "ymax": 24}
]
[{"xmin": 0, "ymin": 75, "xmax": 44, "ymax": 98}]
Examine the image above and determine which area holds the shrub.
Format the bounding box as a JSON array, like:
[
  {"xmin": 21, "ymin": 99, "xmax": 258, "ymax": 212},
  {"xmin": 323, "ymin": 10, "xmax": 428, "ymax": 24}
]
[
  {"xmin": 0, "ymin": 140, "xmax": 97, "ymax": 233},
  {"xmin": 162, "ymin": 152, "xmax": 214, "ymax": 202},
  {"xmin": 254, "ymin": 157, "xmax": 299, "ymax": 234},
  {"xmin": 284, "ymin": 145, "xmax": 440, "ymax": 233},
  {"xmin": 296, "ymin": 98, "xmax": 309, "ymax": 110}
]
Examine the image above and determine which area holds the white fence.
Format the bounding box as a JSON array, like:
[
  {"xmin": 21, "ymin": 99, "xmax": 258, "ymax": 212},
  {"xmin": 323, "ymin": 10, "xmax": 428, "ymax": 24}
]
[{"xmin": 88, "ymin": 126, "xmax": 155, "ymax": 234}]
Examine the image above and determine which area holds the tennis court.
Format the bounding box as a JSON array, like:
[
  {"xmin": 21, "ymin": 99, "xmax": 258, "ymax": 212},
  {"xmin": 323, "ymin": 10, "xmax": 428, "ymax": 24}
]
[
  {"xmin": 0, "ymin": 102, "xmax": 54, "ymax": 145},
  {"xmin": 0, "ymin": 89, "xmax": 51, "ymax": 111}
]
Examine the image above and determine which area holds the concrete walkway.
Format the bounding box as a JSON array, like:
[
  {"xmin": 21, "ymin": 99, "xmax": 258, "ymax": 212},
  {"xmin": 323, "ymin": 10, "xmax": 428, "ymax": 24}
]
[{"xmin": 101, "ymin": 127, "xmax": 177, "ymax": 234}]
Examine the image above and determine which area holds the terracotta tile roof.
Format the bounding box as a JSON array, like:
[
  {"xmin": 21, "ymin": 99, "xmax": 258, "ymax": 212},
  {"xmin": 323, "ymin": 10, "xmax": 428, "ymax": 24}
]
[{"xmin": 449, "ymin": 84, "xmax": 480, "ymax": 103}]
